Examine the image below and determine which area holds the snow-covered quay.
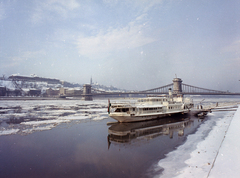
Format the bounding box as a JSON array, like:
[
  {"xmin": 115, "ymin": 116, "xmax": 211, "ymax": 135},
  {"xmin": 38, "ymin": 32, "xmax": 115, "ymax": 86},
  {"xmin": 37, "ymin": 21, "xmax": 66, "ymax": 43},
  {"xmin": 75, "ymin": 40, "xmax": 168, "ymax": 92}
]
[
  {"xmin": 208, "ymin": 106, "xmax": 240, "ymax": 178},
  {"xmin": 157, "ymin": 105, "xmax": 240, "ymax": 178}
]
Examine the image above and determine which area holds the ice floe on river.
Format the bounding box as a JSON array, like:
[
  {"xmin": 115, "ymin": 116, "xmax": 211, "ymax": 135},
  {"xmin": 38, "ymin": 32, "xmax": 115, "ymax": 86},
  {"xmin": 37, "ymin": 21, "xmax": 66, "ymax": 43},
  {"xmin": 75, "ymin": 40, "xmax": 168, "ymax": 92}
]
[{"xmin": 0, "ymin": 100, "xmax": 108, "ymax": 136}]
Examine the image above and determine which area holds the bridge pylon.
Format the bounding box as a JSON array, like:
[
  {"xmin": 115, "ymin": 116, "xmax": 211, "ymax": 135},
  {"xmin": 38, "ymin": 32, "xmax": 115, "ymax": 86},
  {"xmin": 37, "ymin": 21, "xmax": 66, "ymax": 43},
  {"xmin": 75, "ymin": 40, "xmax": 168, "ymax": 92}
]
[
  {"xmin": 173, "ymin": 78, "xmax": 183, "ymax": 95},
  {"xmin": 81, "ymin": 84, "xmax": 93, "ymax": 101}
]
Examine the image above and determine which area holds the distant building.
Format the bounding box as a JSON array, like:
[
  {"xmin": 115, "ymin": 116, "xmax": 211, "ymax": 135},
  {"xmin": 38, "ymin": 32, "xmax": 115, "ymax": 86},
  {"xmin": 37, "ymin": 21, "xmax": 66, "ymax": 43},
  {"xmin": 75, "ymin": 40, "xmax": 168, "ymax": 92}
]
[
  {"xmin": 6, "ymin": 89, "xmax": 21, "ymax": 96},
  {"xmin": 0, "ymin": 87, "xmax": 6, "ymax": 96},
  {"xmin": 59, "ymin": 87, "xmax": 82, "ymax": 96},
  {"xmin": 46, "ymin": 88, "xmax": 60, "ymax": 96},
  {"xmin": 90, "ymin": 76, "xmax": 93, "ymax": 85},
  {"xmin": 8, "ymin": 75, "xmax": 62, "ymax": 84},
  {"xmin": 28, "ymin": 89, "xmax": 41, "ymax": 96},
  {"xmin": 59, "ymin": 87, "xmax": 67, "ymax": 95},
  {"xmin": 66, "ymin": 88, "xmax": 82, "ymax": 96}
]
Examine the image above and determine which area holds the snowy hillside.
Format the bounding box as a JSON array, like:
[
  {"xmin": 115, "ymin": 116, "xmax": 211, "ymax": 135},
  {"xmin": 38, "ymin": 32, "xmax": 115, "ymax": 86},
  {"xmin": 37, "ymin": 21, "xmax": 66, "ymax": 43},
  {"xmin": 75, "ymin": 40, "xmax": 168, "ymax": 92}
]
[{"xmin": 0, "ymin": 74, "xmax": 128, "ymax": 96}]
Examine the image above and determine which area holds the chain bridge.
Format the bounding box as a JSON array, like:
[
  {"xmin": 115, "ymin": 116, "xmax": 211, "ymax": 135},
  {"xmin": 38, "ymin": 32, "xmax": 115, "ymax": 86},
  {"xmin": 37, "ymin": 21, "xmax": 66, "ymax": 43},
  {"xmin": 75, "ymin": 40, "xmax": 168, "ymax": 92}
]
[
  {"xmin": 3, "ymin": 76, "xmax": 239, "ymax": 100},
  {"xmin": 139, "ymin": 78, "xmax": 230, "ymax": 95},
  {"xmin": 91, "ymin": 78, "xmax": 239, "ymax": 97}
]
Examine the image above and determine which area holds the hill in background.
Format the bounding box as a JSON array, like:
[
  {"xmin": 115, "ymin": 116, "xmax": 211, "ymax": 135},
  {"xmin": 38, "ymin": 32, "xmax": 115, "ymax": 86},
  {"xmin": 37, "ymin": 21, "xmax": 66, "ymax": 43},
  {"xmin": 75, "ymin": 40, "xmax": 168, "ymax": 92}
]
[{"xmin": 0, "ymin": 74, "xmax": 127, "ymax": 97}]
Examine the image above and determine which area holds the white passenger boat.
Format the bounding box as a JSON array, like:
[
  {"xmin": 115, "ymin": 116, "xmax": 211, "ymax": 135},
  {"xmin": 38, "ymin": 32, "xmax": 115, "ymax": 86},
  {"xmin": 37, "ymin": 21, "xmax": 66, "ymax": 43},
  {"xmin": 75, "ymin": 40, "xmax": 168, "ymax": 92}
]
[{"xmin": 108, "ymin": 89, "xmax": 194, "ymax": 123}]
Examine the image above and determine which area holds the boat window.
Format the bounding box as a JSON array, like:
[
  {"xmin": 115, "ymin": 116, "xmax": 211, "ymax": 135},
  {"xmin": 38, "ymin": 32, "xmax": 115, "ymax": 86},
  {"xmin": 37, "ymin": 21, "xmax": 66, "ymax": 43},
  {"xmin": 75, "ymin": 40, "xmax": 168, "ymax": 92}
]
[
  {"xmin": 115, "ymin": 108, "xmax": 129, "ymax": 112},
  {"xmin": 115, "ymin": 108, "xmax": 121, "ymax": 112},
  {"xmin": 122, "ymin": 108, "xmax": 129, "ymax": 112},
  {"xmin": 132, "ymin": 108, "xmax": 135, "ymax": 111}
]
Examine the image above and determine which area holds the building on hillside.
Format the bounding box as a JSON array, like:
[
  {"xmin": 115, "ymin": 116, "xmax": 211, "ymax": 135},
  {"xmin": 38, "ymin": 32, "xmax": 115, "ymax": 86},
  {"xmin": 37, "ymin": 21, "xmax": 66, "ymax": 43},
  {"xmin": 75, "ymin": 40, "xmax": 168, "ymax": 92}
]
[
  {"xmin": 59, "ymin": 87, "xmax": 82, "ymax": 96},
  {"xmin": 6, "ymin": 89, "xmax": 22, "ymax": 96},
  {"xmin": 46, "ymin": 88, "xmax": 60, "ymax": 96},
  {"xmin": 66, "ymin": 88, "xmax": 82, "ymax": 96},
  {"xmin": 28, "ymin": 89, "xmax": 41, "ymax": 96},
  {"xmin": 8, "ymin": 75, "xmax": 62, "ymax": 84},
  {"xmin": 59, "ymin": 87, "xmax": 67, "ymax": 95}
]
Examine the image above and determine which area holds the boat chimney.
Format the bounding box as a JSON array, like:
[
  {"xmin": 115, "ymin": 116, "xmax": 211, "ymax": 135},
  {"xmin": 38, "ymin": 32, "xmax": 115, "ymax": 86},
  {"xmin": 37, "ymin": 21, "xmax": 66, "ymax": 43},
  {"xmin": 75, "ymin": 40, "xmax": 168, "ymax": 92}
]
[{"xmin": 169, "ymin": 88, "xmax": 173, "ymax": 98}]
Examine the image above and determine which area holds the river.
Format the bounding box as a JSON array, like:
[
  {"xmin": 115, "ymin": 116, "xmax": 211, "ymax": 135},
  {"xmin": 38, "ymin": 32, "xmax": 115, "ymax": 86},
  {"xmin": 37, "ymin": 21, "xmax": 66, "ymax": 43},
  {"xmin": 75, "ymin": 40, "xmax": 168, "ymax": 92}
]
[{"xmin": 0, "ymin": 96, "xmax": 239, "ymax": 178}]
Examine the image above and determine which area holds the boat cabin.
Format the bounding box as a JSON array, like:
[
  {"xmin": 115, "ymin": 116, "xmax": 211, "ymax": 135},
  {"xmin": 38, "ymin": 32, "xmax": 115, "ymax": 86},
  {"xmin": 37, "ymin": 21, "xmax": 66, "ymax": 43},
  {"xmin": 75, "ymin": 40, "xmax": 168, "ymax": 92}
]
[{"xmin": 137, "ymin": 97, "xmax": 169, "ymax": 104}]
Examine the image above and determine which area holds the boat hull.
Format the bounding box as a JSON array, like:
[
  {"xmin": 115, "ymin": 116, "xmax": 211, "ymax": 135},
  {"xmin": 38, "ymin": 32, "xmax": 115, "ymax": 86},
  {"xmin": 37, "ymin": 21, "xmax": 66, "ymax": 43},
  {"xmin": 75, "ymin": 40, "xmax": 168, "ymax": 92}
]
[{"xmin": 109, "ymin": 110, "xmax": 189, "ymax": 123}]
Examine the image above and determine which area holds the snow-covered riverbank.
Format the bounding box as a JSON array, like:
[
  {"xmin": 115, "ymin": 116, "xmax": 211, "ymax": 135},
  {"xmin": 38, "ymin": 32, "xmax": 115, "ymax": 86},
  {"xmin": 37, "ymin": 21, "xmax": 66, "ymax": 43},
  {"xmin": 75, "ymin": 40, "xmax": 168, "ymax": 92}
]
[
  {"xmin": 156, "ymin": 105, "xmax": 239, "ymax": 178},
  {"xmin": 208, "ymin": 105, "xmax": 240, "ymax": 178}
]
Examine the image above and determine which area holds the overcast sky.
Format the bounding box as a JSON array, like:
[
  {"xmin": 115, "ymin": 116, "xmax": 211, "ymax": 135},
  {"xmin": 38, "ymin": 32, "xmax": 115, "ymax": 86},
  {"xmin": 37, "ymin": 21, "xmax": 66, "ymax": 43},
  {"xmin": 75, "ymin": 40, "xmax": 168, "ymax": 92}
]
[{"xmin": 0, "ymin": 0, "xmax": 240, "ymax": 92}]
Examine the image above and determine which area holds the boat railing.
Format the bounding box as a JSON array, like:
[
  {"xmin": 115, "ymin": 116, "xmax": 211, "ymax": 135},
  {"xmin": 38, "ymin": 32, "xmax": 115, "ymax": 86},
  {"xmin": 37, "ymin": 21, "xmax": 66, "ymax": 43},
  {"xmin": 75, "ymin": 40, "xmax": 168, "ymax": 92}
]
[{"xmin": 110, "ymin": 102, "xmax": 133, "ymax": 108}]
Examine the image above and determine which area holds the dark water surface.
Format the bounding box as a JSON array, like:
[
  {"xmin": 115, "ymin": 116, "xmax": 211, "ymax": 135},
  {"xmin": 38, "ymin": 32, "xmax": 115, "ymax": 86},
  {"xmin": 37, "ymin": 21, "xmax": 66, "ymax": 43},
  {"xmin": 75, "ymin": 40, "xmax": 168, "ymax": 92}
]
[
  {"xmin": 2, "ymin": 96, "xmax": 239, "ymax": 178},
  {"xmin": 0, "ymin": 115, "xmax": 205, "ymax": 178}
]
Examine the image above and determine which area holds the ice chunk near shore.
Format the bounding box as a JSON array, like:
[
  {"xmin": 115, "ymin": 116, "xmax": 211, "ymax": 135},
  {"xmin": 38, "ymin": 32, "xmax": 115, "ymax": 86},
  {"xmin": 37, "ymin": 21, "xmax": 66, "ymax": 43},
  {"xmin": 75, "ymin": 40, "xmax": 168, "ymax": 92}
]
[
  {"xmin": 60, "ymin": 114, "xmax": 89, "ymax": 120},
  {"xmin": 20, "ymin": 119, "xmax": 70, "ymax": 125},
  {"xmin": 155, "ymin": 109, "xmax": 236, "ymax": 178},
  {"xmin": 92, "ymin": 113, "xmax": 109, "ymax": 121},
  {"xmin": 0, "ymin": 129, "xmax": 20, "ymax": 136},
  {"xmin": 22, "ymin": 124, "xmax": 56, "ymax": 134}
]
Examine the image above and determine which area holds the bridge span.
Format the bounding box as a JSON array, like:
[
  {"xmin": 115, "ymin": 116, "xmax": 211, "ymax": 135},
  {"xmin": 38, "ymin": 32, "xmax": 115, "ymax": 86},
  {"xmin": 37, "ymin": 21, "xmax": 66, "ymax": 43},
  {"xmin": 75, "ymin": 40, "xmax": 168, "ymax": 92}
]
[
  {"xmin": 61, "ymin": 78, "xmax": 240, "ymax": 100},
  {"xmin": 90, "ymin": 78, "xmax": 240, "ymax": 97}
]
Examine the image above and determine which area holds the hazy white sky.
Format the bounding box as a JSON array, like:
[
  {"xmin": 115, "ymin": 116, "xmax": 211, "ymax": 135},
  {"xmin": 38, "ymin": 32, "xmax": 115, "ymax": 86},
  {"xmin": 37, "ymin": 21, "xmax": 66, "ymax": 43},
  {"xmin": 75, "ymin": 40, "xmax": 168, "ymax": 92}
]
[{"xmin": 0, "ymin": 0, "xmax": 240, "ymax": 91}]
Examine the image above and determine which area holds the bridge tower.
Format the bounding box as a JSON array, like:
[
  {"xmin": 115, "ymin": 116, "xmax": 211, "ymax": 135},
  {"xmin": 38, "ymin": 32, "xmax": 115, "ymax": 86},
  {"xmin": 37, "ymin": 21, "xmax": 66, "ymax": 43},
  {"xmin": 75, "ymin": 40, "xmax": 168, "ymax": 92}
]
[
  {"xmin": 81, "ymin": 84, "xmax": 93, "ymax": 101},
  {"xmin": 172, "ymin": 78, "xmax": 182, "ymax": 95}
]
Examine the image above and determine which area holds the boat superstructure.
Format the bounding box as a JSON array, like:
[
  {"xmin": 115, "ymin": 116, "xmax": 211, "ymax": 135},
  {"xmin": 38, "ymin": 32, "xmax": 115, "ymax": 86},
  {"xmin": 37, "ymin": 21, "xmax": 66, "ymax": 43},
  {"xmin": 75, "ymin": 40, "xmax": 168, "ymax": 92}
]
[{"xmin": 108, "ymin": 89, "xmax": 194, "ymax": 123}]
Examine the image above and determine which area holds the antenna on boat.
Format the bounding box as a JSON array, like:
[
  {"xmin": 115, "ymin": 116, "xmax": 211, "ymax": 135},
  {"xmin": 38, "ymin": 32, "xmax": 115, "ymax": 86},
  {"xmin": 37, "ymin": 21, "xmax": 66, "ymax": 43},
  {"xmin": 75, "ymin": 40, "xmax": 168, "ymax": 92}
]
[
  {"xmin": 175, "ymin": 74, "xmax": 177, "ymax": 78},
  {"xmin": 108, "ymin": 99, "xmax": 111, "ymax": 114}
]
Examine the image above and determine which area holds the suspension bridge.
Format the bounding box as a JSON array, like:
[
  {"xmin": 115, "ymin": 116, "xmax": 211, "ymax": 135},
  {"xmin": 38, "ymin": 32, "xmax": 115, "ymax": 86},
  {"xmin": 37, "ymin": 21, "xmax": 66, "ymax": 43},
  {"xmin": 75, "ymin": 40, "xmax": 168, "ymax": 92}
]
[
  {"xmin": 138, "ymin": 78, "xmax": 231, "ymax": 95},
  {"xmin": 90, "ymin": 78, "xmax": 239, "ymax": 97},
  {"xmin": 3, "ymin": 76, "xmax": 240, "ymax": 100}
]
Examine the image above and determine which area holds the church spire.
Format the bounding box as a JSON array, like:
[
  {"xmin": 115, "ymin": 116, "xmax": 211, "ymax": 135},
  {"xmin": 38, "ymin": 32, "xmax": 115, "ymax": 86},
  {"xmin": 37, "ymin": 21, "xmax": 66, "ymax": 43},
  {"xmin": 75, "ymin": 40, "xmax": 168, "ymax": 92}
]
[{"xmin": 90, "ymin": 76, "xmax": 92, "ymax": 85}]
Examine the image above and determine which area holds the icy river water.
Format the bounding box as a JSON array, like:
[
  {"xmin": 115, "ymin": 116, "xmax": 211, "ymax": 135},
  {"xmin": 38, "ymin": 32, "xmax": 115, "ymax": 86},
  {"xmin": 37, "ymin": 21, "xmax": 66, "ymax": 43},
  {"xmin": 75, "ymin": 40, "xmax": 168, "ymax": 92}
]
[{"xmin": 0, "ymin": 96, "xmax": 240, "ymax": 178}]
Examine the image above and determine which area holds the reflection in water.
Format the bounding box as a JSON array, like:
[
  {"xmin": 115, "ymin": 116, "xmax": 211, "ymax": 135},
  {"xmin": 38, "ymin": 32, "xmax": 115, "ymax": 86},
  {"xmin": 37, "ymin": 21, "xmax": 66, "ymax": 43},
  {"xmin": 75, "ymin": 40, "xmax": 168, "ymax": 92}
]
[{"xmin": 107, "ymin": 117, "xmax": 194, "ymax": 149}]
